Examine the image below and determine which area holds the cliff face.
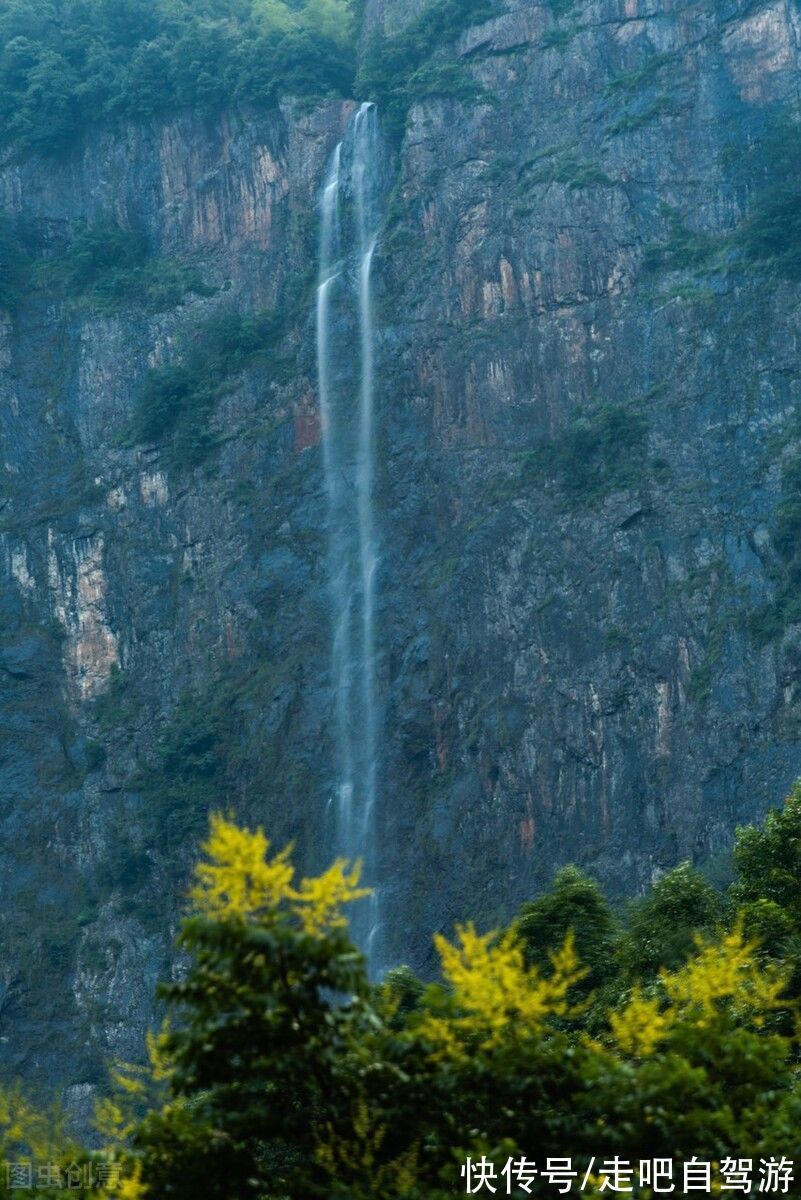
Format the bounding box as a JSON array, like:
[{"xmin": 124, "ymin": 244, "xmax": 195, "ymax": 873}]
[{"xmin": 1, "ymin": 0, "xmax": 801, "ymax": 1094}]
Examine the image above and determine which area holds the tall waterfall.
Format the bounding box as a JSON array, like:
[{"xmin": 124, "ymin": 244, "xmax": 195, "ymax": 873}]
[{"xmin": 316, "ymin": 103, "xmax": 384, "ymax": 962}]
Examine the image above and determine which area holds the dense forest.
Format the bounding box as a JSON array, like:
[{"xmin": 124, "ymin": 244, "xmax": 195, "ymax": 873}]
[
  {"xmin": 0, "ymin": 0, "xmax": 502, "ymax": 154},
  {"xmin": 2, "ymin": 790, "xmax": 801, "ymax": 1197},
  {"xmin": 0, "ymin": 0, "xmax": 355, "ymax": 154}
]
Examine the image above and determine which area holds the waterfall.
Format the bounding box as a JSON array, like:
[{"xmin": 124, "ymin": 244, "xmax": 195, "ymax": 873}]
[
  {"xmin": 353, "ymin": 103, "xmax": 380, "ymax": 854},
  {"xmin": 316, "ymin": 103, "xmax": 384, "ymax": 963},
  {"xmin": 316, "ymin": 143, "xmax": 356, "ymax": 846}
]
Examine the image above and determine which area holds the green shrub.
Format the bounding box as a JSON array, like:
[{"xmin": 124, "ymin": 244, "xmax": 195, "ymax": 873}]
[
  {"xmin": 43, "ymin": 216, "xmax": 212, "ymax": 311},
  {"xmin": 642, "ymin": 207, "xmax": 721, "ymax": 273},
  {"xmin": 540, "ymin": 403, "xmax": 649, "ymax": 501},
  {"xmin": 738, "ymin": 182, "xmax": 801, "ymax": 280},
  {"xmin": 92, "ymin": 664, "xmax": 142, "ymax": 734},
  {"xmin": 139, "ymin": 691, "xmax": 235, "ymax": 849},
  {"xmin": 608, "ymin": 94, "xmax": 678, "ymax": 137},
  {"xmin": 734, "ymin": 112, "xmax": 801, "ymax": 280},
  {"xmin": 61, "ymin": 218, "xmax": 147, "ymax": 290},
  {"xmin": 484, "ymin": 404, "xmax": 651, "ymax": 511},
  {"xmin": 356, "ymin": 0, "xmax": 498, "ymax": 141},
  {"xmin": 605, "ymin": 53, "xmax": 675, "ymax": 95},
  {"xmin": 644, "ymin": 109, "xmax": 801, "ymax": 284},
  {"xmin": 748, "ymin": 451, "xmax": 801, "ymax": 643},
  {"xmin": 132, "ymin": 307, "xmax": 288, "ymax": 468},
  {"xmin": 540, "ymin": 26, "xmax": 577, "ymax": 50},
  {"xmin": 539, "ymin": 154, "xmax": 610, "ymax": 188}
]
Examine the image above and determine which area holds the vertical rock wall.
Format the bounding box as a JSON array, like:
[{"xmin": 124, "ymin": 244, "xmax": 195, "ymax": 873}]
[{"xmin": 0, "ymin": 0, "xmax": 800, "ymax": 1091}]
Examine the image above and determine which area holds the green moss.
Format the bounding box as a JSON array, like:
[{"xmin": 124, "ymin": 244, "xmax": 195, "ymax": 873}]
[
  {"xmin": 605, "ymin": 53, "xmax": 675, "ymax": 95},
  {"xmin": 516, "ymin": 146, "xmax": 612, "ymax": 193},
  {"xmin": 540, "ymin": 26, "xmax": 580, "ymax": 51},
  {"xmin": 608, "ymin": 95, "xmax": 679, "ymax": 137},
  {"xmin": 549, "ymin": 155, "xmax": 611, "ymax": 189},
  {"xmin": 407, "ymin": 59, "xmax": 489, "ymax": 109},
  {"xmin": 428, "ymin": 553, "xmax": 461, "ymax": 589}
]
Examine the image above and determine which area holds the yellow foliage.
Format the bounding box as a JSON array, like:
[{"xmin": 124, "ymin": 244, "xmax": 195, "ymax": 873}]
[
  {"xmin": 145, "ymin": 1026, "xmax": 174, "ymax": 1084},
  {"xmin": 609, "ymin": 924, "xmax": 789, "ymax": 1059},
  {"xmin": 421, "ymin": 924, "xmax": 587, "ymax": 1054},
  {"xmin": 94, "ymin": 1096, "xmax": 130, "ymax": 1145},
  {"xmin": 111, "ymin": 1162, "xmax": 146, "ymax": 1200},
  {"xmin": 0, "ymin": 1085, "xmax": 143, "ymax": 1200},
  {"xmin": 315, "ymin": 1097, "xmax": 419, "ymax": 1198},
  {"xmin": 297, "ymin": 859, "xmax": 371, "ymax": 934},
  {"xmin": 190, "ymin": 813, "xmax": 296, "ymax": 919},
  {"xmin": 99, "ymin": 1028, "xmax": 171, "ymax": 1147},
  {"xmin": 662, "ymin": 924, "xmax": 788, "ymax": 1026},
  {"xmin": 609, "ymin": 989, "xmax": 674, "ymax": 1057},
  {"xmin": 190, "ymin": 813, "xmax": 369, "ymax": 935},
  {"xmin": 0, "ymin": 1085, "xmax": 68, "ymax": 1162}
]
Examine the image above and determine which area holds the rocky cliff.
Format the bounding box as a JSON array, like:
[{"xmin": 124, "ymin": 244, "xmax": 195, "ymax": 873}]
[{"xmin": 1, "ymin": 0, "xmax": 801, "ymax": 1097}]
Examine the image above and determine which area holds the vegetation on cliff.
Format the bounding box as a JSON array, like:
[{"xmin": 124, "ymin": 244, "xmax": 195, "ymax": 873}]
[
  {"xmin": 3, "ymin": 786, "xmax": 801, "ymax": 1197},
  {"xmin": 0, "ymin": 0, "xmax": 356, "ymax": 156},
  {"xmin": 131, "ymin": 308, "xmax": 290, "ymax": 467},
  {"xmin": 356, "ymin": 0, "xmax": 498, "ymax": 140},
  {"xmin": 0, "ymin": 0, "xmax": 505, "ymax": 157}
]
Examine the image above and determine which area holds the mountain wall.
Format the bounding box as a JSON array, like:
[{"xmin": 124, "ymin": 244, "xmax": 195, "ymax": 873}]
[{"xmin": 1, "ymin": 0, "xmax": 801, "ymax": 1097}]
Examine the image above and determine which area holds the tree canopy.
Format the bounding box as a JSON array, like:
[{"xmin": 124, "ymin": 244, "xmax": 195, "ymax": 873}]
[
  {"xmin": 3, "ymin": 789, "xmax": 801, "ymax": 1198},
  {"xmin": 0, "ymin": 0, "xmax": 356, "ymax": 156}
]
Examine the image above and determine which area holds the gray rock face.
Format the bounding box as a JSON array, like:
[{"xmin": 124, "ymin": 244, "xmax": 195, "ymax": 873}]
[{"xmin": 1, "ymin": 0, "xmax": 801, "ymax": 1091}]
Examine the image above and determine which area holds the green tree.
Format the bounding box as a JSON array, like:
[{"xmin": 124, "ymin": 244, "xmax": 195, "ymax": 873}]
[
  {"xmin": 730, "ymin": 781, "xmax": 801, "ymax": 995},
  {"xmin": 137, "ymin": 815, "xmax": 371, "ymax": 1199},
  {"xmin": 515, "ymin": 865, "xmax": 616, "ymax": 991},
  {"xmin": 130, "ymin": 805, "xmax": 801, "ymax": 1199},
  {"xmin": 732, "ymin": 781, "xmax": 801, "ymax": 921},
  {"xmin": 6, "ymin": 792, "xmax": 801, "ymax": 1199},
  {"xmin": 0, "ymin": 0, "xmax": 356, "ymax": 157},
  {"xmin": 620, "ymin": 861, "xmax": 721, "ymax": 978}
]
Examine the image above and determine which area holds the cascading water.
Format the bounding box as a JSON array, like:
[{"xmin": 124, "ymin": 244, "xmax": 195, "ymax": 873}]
[{"xmin": 316, "ymin": 103, "xmax": 384, "ymax": 964}]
